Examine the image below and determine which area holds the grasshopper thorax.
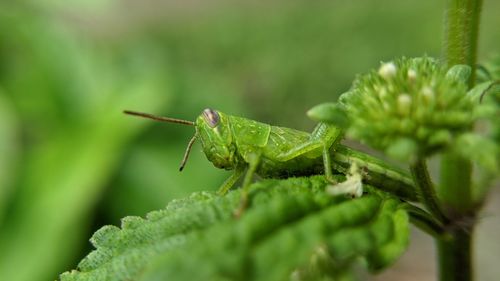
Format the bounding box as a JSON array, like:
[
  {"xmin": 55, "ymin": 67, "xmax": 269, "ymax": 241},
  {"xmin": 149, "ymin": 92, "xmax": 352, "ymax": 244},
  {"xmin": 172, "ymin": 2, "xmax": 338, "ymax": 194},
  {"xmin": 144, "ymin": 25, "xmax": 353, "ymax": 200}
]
[{"xmin": 196, "ymin": 109, "xmax": 237, "ymax": 170}]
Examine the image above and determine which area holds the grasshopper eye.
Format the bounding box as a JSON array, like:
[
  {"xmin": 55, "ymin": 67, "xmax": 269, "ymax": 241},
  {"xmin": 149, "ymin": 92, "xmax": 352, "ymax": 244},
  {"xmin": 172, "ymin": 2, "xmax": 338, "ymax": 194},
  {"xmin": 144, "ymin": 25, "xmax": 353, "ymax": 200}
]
[{"xmin": 202, "ymin": 108, "xmax": 220, "ymax": 128}]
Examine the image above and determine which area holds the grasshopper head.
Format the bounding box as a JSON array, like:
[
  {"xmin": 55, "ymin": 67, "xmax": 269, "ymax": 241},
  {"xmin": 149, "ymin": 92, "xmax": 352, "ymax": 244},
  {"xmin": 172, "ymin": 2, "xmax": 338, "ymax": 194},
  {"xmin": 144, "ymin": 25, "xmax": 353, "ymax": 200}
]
[
  {"xmin": 195, "ymin": 108, "xmax": 237, "ymax": 170},
  {"xmin": 123, "ymin": 108, "xmax": 236, "ymax": 171}
]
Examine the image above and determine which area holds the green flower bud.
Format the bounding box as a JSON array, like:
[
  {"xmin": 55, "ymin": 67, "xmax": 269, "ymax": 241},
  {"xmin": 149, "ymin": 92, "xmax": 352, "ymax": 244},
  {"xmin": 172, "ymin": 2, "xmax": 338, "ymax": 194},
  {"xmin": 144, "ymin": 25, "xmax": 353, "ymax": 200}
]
[{"xmin": 339, "ymin": 57, "xmax": 476, "ymax": 158}]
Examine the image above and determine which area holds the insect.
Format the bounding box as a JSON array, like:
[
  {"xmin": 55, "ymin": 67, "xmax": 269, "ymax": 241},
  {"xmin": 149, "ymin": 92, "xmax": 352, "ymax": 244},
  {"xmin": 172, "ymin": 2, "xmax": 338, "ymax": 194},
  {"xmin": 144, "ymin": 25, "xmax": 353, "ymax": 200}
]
[{"xmin": 124, "ymin": 109, "xmax": 415, "ymax": 215}]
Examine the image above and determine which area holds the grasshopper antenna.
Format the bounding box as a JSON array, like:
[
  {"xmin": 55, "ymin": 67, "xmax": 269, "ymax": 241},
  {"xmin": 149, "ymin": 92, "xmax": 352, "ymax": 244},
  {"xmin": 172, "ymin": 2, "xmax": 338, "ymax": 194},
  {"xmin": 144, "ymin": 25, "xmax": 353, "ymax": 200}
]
[
  {"xmin": 179, "ymin": 133, "xmax": 197, "ymax": 171},
  {"xmin": 123, "ymin": 110, "xmax": 198, "ymax": 171},
  {"xmin": 123, "ymin": 110, "xmax": 194, "ymax": 126}
]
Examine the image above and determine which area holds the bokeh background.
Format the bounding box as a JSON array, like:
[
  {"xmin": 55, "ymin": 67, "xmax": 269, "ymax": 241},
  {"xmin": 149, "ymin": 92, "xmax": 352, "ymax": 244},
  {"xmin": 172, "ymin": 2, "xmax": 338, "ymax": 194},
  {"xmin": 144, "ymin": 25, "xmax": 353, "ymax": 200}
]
[{"xmin": 0, "ymin": 1, "xmax": 498, "ymax": 281}]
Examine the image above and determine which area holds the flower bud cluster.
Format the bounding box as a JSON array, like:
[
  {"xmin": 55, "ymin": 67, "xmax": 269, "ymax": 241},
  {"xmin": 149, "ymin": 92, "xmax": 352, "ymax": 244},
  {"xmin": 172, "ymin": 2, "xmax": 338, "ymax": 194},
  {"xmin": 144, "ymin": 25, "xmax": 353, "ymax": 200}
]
[{"xmin": 338, "ymin": 57, "xmax": 475, "ymax": 160}]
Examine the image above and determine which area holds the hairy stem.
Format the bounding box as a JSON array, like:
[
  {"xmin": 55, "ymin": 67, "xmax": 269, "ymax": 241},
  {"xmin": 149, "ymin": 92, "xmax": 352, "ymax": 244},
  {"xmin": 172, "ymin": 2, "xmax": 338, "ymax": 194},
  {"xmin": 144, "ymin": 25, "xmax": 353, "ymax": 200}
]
[
  {"xmin": 439, "ymin": 1, "xmax": 482, "ymax": 281},
  {"xmin": 443, "ymin": 0, "xmax": 482, "ymax": 86}
]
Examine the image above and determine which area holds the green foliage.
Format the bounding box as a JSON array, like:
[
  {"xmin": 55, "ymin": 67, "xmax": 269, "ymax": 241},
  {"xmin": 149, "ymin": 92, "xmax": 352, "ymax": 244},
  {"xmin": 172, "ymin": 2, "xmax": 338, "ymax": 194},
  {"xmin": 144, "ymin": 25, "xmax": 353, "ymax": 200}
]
[
  {"xmin": 476, "ymin": 56, "xmax": 500, "ymax": 143},
  {"xmin": 0, "ymin": 4, "xmax": 171, "ymax": 281},
  {"xmin": 60, "ymin": 176, "xmax": 409, "ymax": 281},
  {"xmin": 478, "ymin": 55, "xmax": 500, "ymax": 81},
  {"xmin": 0, "ymin": 92, "xmax": 19, "ymax": 222},
  {"xmin": 464, "ymin": 57, "xmax": 500, "ymax": 199}
]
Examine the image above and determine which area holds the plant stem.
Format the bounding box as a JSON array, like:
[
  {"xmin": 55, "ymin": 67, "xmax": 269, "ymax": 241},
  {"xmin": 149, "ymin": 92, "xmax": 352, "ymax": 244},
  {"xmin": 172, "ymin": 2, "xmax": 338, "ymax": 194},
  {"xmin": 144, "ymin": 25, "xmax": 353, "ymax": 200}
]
[
  {"xmin": 443, "ymin": 0, "xmax": 483, "ymax": 86},
  {"xmin": 405, "ymin": 204, "xmax": 446, "ymax": 239},
  {"xmin": 438, "ymin": 228, "xmax": 474, "ymax": 281},
  {"xmin": 439, "ymin": 1, "xmax": 483, "ymax": 281},
  {"xmin": 410, "ymin": 159, "xmax": 448, "ymax": 224}
]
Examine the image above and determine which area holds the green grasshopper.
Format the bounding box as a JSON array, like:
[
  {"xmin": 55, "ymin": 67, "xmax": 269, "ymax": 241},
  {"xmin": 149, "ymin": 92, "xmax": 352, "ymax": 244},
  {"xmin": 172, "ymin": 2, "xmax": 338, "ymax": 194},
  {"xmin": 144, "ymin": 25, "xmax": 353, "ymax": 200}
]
[{"xmin": 124, "ymin": 109, "xmax": 415, "ymax": 214}]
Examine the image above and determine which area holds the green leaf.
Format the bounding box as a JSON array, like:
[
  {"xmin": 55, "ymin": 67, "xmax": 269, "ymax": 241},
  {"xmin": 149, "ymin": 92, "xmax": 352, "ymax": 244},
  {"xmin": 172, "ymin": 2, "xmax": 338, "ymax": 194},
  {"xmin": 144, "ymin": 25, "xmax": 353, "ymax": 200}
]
[
  {"xmin": 307, "ymin": 102, "xmax": 350, "ymax": 128},
  {"xmin": 467, "ymin": 80, "xmax": 500, "ymax": 103},
  {"xmin": 446, "ymin": 64, "xmax": 471, "ymax": 84},
  {"xmin": 477, "ymin": 55, "xmax": 500, "ymax": 82},
  {"xmin": 60, "ymin": 176, "xmax": 410, "ymax": 281},
  {"xmin": 366, "ymin": 206, "xmax": 410, "ymax": 271},
  {"xmin": 454, "ymin": 133, "xmax": 499, "ymax": 173}
]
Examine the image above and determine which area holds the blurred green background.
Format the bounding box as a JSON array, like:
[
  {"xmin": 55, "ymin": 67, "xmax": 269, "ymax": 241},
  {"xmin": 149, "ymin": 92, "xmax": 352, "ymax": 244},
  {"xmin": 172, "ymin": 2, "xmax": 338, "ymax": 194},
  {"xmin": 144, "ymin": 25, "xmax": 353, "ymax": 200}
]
[{"xmin": 0, "ymin": 1, "xmax": 499, "ymax": 281}]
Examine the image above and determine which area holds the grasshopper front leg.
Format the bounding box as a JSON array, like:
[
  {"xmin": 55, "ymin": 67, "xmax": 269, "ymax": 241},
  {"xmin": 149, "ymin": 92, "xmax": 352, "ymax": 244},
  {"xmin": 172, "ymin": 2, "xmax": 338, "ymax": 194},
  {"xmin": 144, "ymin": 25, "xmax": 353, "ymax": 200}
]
[
  {"xmin": 217, "ymin": 165, "xmax": 245, "ymax": 195},
  {"xmin": 234, "ymin": 152, "xmax": 261, "ymax": 218}
]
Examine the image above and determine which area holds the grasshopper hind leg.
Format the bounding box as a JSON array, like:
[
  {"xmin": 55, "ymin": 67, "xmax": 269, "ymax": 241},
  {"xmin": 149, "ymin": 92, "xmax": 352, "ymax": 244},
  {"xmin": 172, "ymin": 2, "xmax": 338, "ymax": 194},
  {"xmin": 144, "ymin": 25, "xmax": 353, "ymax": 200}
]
[
  {"xmin": 322, "ymin": 145, "xmax": 338, "ymax": 184},
  {"xmin": 275, "ymin": 123, "xmax": 342, "ymax": 185}
]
